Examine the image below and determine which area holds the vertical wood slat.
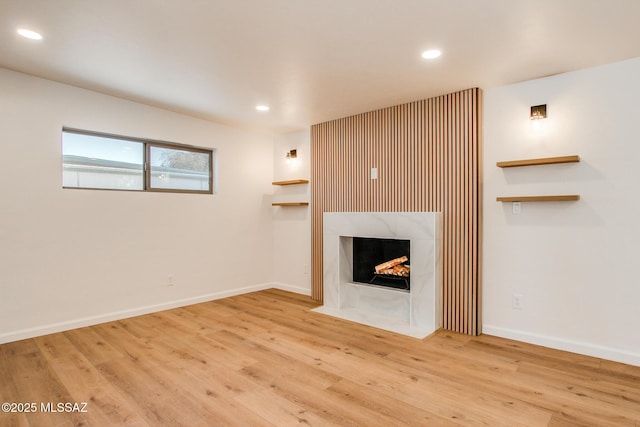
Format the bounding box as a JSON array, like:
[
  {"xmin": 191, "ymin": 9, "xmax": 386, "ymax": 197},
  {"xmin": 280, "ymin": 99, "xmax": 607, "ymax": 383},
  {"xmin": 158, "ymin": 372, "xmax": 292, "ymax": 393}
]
[{"xmin": 311, "ymin": 88, "xmax": 482, "ymax": 335}]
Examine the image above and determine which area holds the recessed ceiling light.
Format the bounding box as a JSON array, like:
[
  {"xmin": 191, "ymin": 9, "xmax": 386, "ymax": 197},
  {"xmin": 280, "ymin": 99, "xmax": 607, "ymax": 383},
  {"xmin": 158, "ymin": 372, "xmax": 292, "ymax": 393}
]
[
  {"xmin": 256, "ymin": 105, "xmax": 270, "ymax": 112},
  {"xmin": 17, "ymin": 28, "xmax": 43, "ymax": 40},
  {"xmin": 421, "ymin": 49, "xmax": 441, "ymax": 59}
]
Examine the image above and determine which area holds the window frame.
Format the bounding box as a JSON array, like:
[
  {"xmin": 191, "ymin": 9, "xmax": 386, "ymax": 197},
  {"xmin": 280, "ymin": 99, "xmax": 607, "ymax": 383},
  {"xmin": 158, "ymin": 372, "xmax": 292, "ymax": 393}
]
[{"xmin": 62, "ymin": 127, "xmax": 216, "ymax": 195}]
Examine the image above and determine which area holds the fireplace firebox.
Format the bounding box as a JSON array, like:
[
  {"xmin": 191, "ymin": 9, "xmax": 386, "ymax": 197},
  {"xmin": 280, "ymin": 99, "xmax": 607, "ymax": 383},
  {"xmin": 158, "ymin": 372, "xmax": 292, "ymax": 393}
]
[{"xmin": 352, "ymin": 237, "xmax": 410, "ymax": 290}]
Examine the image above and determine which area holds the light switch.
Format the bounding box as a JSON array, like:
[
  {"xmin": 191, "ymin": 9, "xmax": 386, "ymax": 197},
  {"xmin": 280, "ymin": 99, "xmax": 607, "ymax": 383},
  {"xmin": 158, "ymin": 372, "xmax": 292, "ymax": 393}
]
[{"xmin": 371, "ymin": 167, "xmax": 378, "ymax": 179}]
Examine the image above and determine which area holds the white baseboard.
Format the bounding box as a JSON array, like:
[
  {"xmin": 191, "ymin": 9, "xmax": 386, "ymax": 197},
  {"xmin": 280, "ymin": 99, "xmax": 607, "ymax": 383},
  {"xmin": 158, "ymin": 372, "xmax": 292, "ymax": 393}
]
[
  {"xmin": 0, "ymin": 282, "xmax": 310, "ymax": 345},
  {"xmin": 483, "ymin": 324, "xmax": 640, "ymax": 367},
  {"xmin": 271, "ymin": 282, "xmax": 312, "ymax": 296}
]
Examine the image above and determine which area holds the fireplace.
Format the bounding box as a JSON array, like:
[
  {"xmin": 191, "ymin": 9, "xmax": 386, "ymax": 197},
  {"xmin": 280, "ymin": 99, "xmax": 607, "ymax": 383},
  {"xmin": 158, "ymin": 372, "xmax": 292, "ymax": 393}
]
[
  {"xmin": 352, "ymin": 237, "xmax": 410, "ymax": 290},
  {"xmin": 313, "ymin": 211, "xmax": 442, "ymax": 338}
]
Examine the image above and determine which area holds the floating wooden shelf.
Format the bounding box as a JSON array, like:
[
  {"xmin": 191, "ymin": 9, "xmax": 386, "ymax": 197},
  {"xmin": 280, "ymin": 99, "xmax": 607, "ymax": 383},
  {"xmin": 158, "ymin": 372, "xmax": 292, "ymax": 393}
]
[
  {"xmin": 496, "ymin": 195, "xmax": 580, "ymax": 202},
  {"xmin": 272, "ymin": 179, "xmax": 309, "ymax": 206},
  {"xmin": 497, "ymin": 155, "xmax": 580, "ymax": 168},
  {"xmin": 272, "ymin": 202, "xmax": 309, "ymax": 207},
  {"xmin": 272, "ymin": 179, "xmax": 309, "ymax": 185}
]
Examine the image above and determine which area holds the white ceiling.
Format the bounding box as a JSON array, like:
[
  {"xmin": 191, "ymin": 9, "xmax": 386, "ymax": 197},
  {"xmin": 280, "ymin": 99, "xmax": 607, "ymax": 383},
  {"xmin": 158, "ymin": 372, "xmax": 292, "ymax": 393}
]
[{"xmin": 2, "ymin": 0, "xmax": 640, "ymax": 133}]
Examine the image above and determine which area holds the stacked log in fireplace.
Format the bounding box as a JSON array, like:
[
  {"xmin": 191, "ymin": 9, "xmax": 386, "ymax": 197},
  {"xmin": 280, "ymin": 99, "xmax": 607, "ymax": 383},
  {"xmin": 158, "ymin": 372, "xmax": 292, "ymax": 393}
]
[
  {"xmin": 368, "ymin": 254, "xmax": 410, "ymax": 290},
  {"xmin": 374, "ymin": 256, "xmax": 410, "ymax": 278}
]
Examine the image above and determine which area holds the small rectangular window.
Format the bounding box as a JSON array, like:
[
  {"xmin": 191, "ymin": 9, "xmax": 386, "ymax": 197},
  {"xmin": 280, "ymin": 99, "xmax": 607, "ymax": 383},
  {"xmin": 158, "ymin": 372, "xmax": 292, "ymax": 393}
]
[
  {"xmin": 62, "ymin": 129, "xmax": 214, "ymax": 194},
  {"xmin": 148, "ymin": 145, "xmax": 212, "ymax": 192},
  {"xmin": 62, "ymin": 132, "xmax": 144, "ymax": 191}
]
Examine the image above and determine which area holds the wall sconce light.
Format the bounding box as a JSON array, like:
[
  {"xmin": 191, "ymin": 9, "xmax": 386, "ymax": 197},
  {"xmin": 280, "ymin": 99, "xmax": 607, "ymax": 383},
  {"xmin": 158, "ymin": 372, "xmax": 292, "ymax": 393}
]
[
  {"xmin": 530, "ymin": 104, "xmax": 547, "ymax": 120},
  {"xmin": 286, "ymin": 149, "xmax": 297, "ymax": 164}
]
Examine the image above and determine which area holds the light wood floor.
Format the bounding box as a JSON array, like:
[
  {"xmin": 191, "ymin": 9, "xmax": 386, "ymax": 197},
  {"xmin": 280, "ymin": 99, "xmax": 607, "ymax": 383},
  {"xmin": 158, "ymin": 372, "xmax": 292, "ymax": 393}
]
[{"xmin": 1, "ymin": 289, "xmax": 639, "ymax": 426}]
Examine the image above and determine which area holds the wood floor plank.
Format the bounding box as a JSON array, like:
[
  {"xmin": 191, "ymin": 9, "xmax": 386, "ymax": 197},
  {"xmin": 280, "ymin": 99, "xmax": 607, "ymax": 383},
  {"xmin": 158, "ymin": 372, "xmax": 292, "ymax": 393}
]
[
  {"xmin": 326, "ymin": 377, "xmax": 459, "ymax": 426},
  {"xmin": 96, "ymin": 356, "xmax": 214, "ymax": 426},
  {"xmin": 233, "ymin": 389, "xmax": 330, "ymax": 426},
  {"xmin": 260, "ymin": 288, "xmax": 320, "ymax": 308},
  {"xmin": 91, "ymin": 322, "xmax": 156, "ymax": 363},
  {"xmin": 2, "ymin": 348, "xmax": 90, "ymax": 426},
  {"xmin": 239, "ymin": 361, "xmax": 405, "ymax": 426},
  {"xmin": 63, "ymin": 327, "xmax": 124, "ymax": 366},
  {"xmin": 156, "ymin": 329, "xmax": 259, "ymax": 372},
  {"xmin": 103, "ymin": 354, "xmax": 273, "ymax": 427},
  {"xmin": 474, "ymin": 333, "xmax": 603, "ymax": 368},
  {"xmin": 1, "ymin": 289, "xmax": 639, "ymax": 426},
  {"xmin": 213, "ymin": 330, "xmax": 342, "ymax": 391},
  {"xmin": 0, "ymin": 346, "xmax": 31, "ymax": 427},
  {"xmin": 226, "ymin": 300, "xmax": 408, "ymax": 358},
  {"xmin": 196, "ymin": 310, "xmax": 274, "ymax": 338},
  {"xmin": 0, "ymin": 338, "xmax": 39, "ymax": 357},
  {"xmin": 389, "ymin": 338, "xmax": 635, "ymax": 426},
  {"xmin": 33, "ymin": 334, "xmax": 78, "ymax": 361},
  {"xmin": 154, "ymin": 306, "xmax": 224, "ymax": 336},
  {"xmin": 256, "ymin": 334, "xmax": 408, "ymax": 394},
  {"xmin": 47, "ymin": 352, "xmax": 150, "ymax": 426},
  {"xmin": 148, "ymin": 334, "xmax": 261, "ymax": 388}
]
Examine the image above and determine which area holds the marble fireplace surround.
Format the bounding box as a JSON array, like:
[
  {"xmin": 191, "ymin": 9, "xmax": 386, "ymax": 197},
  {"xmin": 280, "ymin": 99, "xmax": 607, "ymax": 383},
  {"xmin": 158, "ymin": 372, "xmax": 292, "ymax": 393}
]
[{"xmin": 313, "ymin": 212, "xmax": 442, "ymax": 338}]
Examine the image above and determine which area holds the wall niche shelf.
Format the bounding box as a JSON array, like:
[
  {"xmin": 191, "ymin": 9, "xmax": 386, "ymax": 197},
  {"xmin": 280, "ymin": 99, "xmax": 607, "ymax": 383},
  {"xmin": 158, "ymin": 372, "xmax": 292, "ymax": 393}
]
[
  {"xmin": 272, "ymin": 179, "xmax": 309, "ymax": 185},
  {"xmin": 497, "ymin": 155, "xmax": 580, "ymax": 168},
  {"xmin": 496, "ymin": 195, "xmax": 580, "ymax": 202}
]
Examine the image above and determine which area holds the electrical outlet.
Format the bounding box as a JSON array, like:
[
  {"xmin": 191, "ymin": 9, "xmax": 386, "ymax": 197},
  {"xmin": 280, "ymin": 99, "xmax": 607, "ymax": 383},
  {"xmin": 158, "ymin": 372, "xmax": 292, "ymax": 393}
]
[
  {"xmin": 371, "ymin": 167, "xmax": 378, "ymax": 180},
  {"xmin": 168, "ymin": 275, "xmax": 174, "ymax": 286},
  {"xmin": 512, "ymin": 293, "xmax": 523, "ymax": 310},
  {"xmin": 512, "ymin": 202, "xmax": 522, "ymax": 215}
]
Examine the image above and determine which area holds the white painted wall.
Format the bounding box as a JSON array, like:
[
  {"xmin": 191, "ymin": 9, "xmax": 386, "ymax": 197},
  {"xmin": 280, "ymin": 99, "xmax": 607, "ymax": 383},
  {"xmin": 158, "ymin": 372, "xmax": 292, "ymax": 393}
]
[
  {"xmin": 0, "ymin": 68, "xmax": 275, "ymax": 342},
  {"xmin": 272, "ymin": 130, "xmax": 312, "ymax": 294},
  {"xmin": 483, "ymin": 57, "xmax": 640, "ymax": 365}
]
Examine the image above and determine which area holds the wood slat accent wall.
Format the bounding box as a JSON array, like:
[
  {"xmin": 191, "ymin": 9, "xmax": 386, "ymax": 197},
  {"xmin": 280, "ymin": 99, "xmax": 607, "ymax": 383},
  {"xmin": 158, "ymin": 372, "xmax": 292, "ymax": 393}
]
[{"xmin": 311, "ymin": 88, "xmax": 482, "ymax": 335}]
